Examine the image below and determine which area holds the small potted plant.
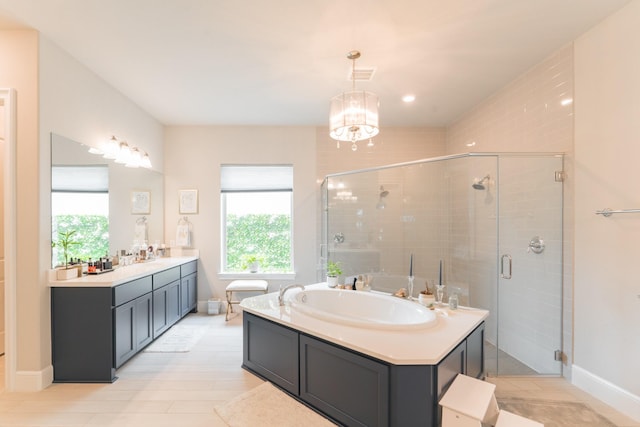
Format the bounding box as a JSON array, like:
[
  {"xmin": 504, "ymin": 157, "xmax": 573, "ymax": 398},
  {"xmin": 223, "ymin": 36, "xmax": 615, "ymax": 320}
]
[
  {"xmin": 53, "ymin": 230, "xmax": 80, "ymax": 280},
  {"xmin": 419, "ymin": 281, "xmax": 435, "ymax": 306},
  {"xmin": 326, "ymin": 260, "xmax": 342, "ymax": 288},
  {"xmin": 241, "ymin": 254, "xmax": 262, "ymax": 273}
]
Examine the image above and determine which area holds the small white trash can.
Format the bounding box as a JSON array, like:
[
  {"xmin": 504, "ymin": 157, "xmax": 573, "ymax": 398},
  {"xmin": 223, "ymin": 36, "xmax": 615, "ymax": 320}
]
[{"xmin": 207, "ymin": 298, "xmax": 221, "ymax": 315}]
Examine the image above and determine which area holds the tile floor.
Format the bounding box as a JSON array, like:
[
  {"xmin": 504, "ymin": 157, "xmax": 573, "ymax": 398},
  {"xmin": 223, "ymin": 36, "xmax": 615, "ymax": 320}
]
[{"xmin": 0, "ymin": 312, "xmax": 638, "ymax": 426}]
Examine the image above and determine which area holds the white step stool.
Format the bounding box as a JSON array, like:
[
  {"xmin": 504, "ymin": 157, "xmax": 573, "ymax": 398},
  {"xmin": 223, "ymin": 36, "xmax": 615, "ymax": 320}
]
[
  {"xmin": 495, "ymin": 410, "xmax": 543, "ymax": 427},
  {"xmin": 225, "ymin": 280, "xmax": 268, "ymax": 320},
  {"xmin": 439, "ymin": 374, "xmax": 500, "ymax": 427}
]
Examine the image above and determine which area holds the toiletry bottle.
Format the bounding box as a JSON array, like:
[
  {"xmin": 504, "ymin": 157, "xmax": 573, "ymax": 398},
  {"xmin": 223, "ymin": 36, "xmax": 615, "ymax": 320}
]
[
  {"xmin": 448, "ymin": 292, "xmax": 458, "ymax": 310},
  {"xmin": 355, "ymin": 275, "xmax": 364, "ymax": 290}
]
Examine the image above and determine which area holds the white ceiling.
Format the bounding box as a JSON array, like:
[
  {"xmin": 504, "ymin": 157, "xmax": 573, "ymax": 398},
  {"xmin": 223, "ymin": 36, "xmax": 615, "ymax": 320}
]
[{"xmin": 0, "ymin": 0, "xmax": 629, "ymax": 127}]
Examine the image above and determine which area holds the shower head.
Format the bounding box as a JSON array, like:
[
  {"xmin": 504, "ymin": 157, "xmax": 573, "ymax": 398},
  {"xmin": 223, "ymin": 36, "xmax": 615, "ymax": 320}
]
[
  {"xmin": 472, "ymin": 175, "xmax": 490, "ymax": 190},
  {"xmin": 376, "ymin": 186, "xmax": 389, "ymax": 209}
]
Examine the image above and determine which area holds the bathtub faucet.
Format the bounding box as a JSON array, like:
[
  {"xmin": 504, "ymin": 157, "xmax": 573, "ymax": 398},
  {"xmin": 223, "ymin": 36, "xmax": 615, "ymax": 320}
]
[{"xmin": 278, "ymin": 284, "xmax": 305, "ymax": 306}]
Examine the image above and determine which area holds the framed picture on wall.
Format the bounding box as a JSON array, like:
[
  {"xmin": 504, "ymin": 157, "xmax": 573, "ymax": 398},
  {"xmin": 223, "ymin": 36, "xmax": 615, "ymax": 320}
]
[
  {"xmin": 131, "ymin": 191, "xmax": 151, "ymax": 214},
  {"xmin": 179, "ymin": 189, "xmax": 198, "ymax": 214}
]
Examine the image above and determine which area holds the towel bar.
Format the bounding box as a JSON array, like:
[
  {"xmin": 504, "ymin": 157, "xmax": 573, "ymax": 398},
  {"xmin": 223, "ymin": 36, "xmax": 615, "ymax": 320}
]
[{"xmin": 595, "ymin": 208, "xmax": 640, "ymax": 217}]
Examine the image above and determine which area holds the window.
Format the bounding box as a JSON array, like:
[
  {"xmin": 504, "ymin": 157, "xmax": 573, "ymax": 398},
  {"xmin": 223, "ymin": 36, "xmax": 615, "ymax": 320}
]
[
  {"xmin": 51, "ymin": 165, "xmax": 109, "ymax": 267},
  {"xmin": 221, "ymin": 165, "xmax": 293, "ymax": 273}
]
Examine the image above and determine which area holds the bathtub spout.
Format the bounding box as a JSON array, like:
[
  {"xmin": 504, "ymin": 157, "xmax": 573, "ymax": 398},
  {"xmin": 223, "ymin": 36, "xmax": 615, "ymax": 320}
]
[{"xmin": 279, "ymin": 284, "xmax": 305, "ymax": 306}]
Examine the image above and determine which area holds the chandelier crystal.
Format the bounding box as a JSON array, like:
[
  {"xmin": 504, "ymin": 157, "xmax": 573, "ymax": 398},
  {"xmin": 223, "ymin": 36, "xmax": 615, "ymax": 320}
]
[{"xmin": 329, "ymin": 51, "xmax": 379, "ymax": 151}]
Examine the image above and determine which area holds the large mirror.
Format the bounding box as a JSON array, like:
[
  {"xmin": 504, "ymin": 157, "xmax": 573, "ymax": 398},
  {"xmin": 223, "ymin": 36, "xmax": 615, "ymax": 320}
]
[{"xmin": 51, "ymin": 133, "xmax": 164, "ymax": 268}]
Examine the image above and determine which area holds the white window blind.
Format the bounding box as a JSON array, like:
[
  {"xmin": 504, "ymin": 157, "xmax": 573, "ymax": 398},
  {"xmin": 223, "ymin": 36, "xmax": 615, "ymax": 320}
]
[
  {"xmin": 220, "ymin": 165, "xmax": 293, "ymax": 192},
  {"xmin": 52, "ymin": 165, "xmax": 109, "ymax": 193}
]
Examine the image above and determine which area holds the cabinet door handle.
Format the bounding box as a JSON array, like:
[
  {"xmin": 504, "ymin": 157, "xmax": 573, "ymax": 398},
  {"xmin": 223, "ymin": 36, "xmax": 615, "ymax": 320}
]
[{"xmin": 500, "ymin": 254, "xmax": 512, "ymax": 279}]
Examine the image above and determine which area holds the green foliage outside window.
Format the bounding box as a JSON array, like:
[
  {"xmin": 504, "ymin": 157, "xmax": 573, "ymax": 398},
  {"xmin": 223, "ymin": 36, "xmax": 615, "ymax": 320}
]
[
  {"xmin": 226, "ymin": 214, "xmax": 291, "ymax": 272},
  {"xmin": 52, "ymin": 215, "xmax": 109, "ymax": 266}
]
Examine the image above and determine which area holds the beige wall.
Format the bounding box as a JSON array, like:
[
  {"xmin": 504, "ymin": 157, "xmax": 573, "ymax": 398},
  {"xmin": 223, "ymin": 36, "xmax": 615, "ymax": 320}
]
[
  {"xmin": 573, "ymin": 0, "xmax": 640, "ymax": 416},
  {"xmin": 38, "ymin": 36, "xmax": 163, "ymax": 173},
  {"xmin": 35, "ymin": 35, "xmax": 164, "ymax": 389},
  {"xmin": 0, "ymin": 30, "xmax": 41, "ymax": 381},
  {"xmin": 164, "ymin": 126, "xmax": 318, "ymax": 302},
  {"xmin": 0, "ymin": 98, "xmax": 4, "ymax": 354},
  {"xmin": 0, "ymin": 31, "xmax": 163, "ymax": 390}
]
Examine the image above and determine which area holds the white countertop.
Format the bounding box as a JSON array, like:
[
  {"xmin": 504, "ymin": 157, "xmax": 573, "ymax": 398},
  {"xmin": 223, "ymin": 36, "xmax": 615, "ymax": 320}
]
[
  {"xmin": 48, "ymin": 256, "xmax": 198, "ymax": 288},
  {"xmin": 240, "ymin": 283, "xmax": 489, "ymax": 365}
]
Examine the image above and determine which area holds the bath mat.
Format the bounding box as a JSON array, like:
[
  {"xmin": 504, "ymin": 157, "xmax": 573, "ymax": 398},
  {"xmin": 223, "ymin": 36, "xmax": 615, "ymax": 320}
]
[
  {"xmin": 143, "ymin": 323, "xmax": 207, "ymax": 352},
  {"xmin": 214, "ymin": 382, "xmax": 336, "ymax": 427},
  {"xmin": 497, "ymin": 397, "xmax": 616, "ymax": 427}
]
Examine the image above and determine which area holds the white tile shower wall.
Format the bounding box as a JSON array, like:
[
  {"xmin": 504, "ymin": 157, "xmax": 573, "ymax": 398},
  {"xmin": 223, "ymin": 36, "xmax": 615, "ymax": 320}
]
[
  {"xmin": 446, "ymin": 44, "xmax": 574, "ymax": 377},
  {"xmin": 446, "ymin": 156, "xmax": 499, "ymax": 346},
  {"xmin": 318, "ymin": 127, "xmax": 447, "ymax": 282}
]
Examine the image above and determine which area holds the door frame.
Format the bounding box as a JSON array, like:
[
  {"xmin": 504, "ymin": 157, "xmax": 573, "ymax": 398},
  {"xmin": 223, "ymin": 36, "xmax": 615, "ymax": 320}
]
[{"xmin": 1, "ymin": 88, "xmax": 17, "ymax": 390}]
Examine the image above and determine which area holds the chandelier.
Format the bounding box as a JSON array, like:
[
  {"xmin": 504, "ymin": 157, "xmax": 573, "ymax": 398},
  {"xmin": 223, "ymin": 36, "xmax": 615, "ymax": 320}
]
[{"xmin": 329, "ymin": 50, "xmax": 379, "ymax": 151}]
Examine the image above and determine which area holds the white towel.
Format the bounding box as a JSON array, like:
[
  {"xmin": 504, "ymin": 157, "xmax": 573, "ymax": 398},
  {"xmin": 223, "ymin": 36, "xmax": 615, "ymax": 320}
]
[
  {"xmin": 134, "ymin": 223, "xmax": 148, "ymax": 242},
  {"xmin": 176, "ymin": 223, "xmax": 190, "ymax": 247}
]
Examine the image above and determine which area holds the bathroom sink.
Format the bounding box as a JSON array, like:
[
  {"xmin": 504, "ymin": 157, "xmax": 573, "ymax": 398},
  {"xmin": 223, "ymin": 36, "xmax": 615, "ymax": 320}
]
[{"xmin": 289, "ymin": 288, "xmax": 437, "ymax": 330}]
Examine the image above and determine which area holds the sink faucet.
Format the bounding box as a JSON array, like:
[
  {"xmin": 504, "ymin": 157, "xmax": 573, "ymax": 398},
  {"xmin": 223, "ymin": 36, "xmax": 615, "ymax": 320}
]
[{"xmin": 278, "ymin": 284, "xmax": 305, "ymax": 306}]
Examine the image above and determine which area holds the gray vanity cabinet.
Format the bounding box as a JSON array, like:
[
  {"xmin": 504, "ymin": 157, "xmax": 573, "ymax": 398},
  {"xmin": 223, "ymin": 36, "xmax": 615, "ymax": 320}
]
[
  {"xmin": 180, "ymin": 261, "xmax": 198, "ymax": 316},
  {"xmin": 112, "ymin": 275, "xmax": 154, "ymax": 368},
  {"xmin": 51, "ymin": 287, "xmax": 115, "ymax": 382},
  {"xmin": 51, "ymin": 260, "xmax": 198, "ymax": 383},
  {"xmin": 114, "ymin": 291, "xmax": 153, "ymax": 368},
  {"xmin": 152, "ymin": 267, "xmax": 182, "ymax": 338},
  {"xmin": 242, "ymin": 312, "xmax": 485, "ymax": 427}
]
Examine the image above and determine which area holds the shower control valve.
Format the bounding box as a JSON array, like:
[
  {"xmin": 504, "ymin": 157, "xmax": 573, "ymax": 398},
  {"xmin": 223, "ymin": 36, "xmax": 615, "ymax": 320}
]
[{"xmin": 528, "ymin": 236, "xmax": 545, "ymax": 254}]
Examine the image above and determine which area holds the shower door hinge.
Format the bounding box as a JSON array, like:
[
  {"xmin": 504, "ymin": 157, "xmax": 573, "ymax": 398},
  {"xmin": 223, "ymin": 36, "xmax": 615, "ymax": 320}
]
[
  {"xmin": 555, "ymin": 171, "xmax": 566, "ymax": 182},
  {"xmin": 554, "ymin": 350, "xmax": 564, "ymax": 362}
]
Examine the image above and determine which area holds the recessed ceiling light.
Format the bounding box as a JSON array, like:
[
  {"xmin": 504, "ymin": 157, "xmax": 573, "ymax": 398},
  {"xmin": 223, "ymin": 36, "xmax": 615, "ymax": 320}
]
[
  {"xmin": 402, "ymin": 94, "xmax": 416, "ymax": 103},
  {"xmin": 561, "ymin": 98, "xmax": 573, "ymax": 106}
]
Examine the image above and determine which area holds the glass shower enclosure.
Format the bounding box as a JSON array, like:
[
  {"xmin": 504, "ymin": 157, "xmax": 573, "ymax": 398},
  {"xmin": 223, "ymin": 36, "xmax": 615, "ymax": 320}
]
[{"xmin": 321, "ymin": 153, "xmax": 564, "ymax": 376}]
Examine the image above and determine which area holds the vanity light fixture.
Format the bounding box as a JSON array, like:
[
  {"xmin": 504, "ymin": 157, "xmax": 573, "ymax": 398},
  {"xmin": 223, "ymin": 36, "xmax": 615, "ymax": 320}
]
[
  {"xmin": 102, "ymin": 135, "xmax": 119, "ymax": 159},
  {"xmin": 329, "ymin": 50, "xmax": 379, "ymax": 151},
  {"xmin": 88, "ymin": 146, "xmax": 104, "ymax": 155},
  {"xmin": 140, "ymin": 152, "xmax": 152, "ymax": 169},
  {"xmin": 114, "ymin": 141, "xmax": 132, "ymax": 164},
  {"xmin": 125, "ymin": 147, "xmax": 142, "ymax": 168},
  {"xmin": 95, "ymin": 135, "xmax": 152, "ymax": 169}
]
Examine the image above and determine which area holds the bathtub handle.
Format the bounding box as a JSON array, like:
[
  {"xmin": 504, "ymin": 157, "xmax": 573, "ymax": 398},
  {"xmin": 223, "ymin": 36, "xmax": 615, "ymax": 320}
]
[{"xmin": 500, "ymin": 254, "xmax": 512, "ymax": 279}]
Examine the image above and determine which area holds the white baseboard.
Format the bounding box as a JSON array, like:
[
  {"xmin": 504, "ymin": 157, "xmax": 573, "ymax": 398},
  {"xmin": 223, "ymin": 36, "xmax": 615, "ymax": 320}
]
[
  {"xmin": 572, "ymin": 364, "xmax": 640, "ymax": 422},
  {"xmin": 14, "ymin": 364, "xmax": 54, "ymax": 391}
]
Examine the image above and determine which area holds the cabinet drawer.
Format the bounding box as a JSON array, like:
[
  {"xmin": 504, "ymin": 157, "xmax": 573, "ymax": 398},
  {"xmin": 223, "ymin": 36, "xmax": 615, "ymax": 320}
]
[
  {"xmin": 181, "ymin": 260, "xmax": 197, "ymax": 277},
  {"xmin": 153, "ymin": 267, "xmax": 180, "ymax": 289},
  {"xmin": 113, "ymin": 276, "xmax": 152, "ymax": 307}
]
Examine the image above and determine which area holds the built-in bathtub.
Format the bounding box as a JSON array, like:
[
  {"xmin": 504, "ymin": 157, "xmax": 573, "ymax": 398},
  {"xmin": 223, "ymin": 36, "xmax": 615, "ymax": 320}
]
[{"xmin": 240, "ymin": 283, "xmax": 489, "ymax": 426}]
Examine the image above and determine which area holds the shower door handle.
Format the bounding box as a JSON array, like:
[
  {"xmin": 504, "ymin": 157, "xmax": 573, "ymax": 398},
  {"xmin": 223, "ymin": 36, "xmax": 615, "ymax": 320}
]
[{"xmin": 500, "ymin": 254, "xmax": 512, "ymax": 279}]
